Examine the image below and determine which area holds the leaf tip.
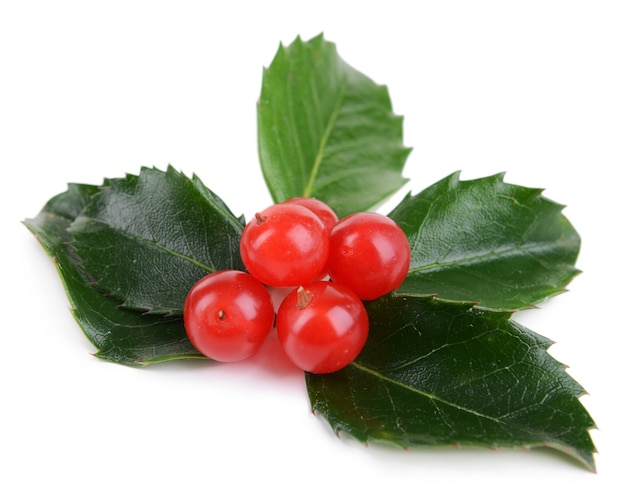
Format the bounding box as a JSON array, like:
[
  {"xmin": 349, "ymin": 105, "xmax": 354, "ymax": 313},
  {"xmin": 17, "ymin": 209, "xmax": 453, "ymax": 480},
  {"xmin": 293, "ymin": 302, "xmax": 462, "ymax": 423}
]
[{"xmin": 447, "ymin": 170, "xmax": 462, "ymax": 188}]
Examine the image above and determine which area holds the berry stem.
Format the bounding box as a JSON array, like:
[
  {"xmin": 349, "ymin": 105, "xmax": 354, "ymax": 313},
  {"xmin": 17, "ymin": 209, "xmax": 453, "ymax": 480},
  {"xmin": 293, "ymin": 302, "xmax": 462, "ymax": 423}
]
[
  {"xmin": 255, "ymin": 212, "xmax": 267, "ymax": 225},
  {"xmin": 296, "ymin": 286, "xmax": 313, "ymax": 309}
]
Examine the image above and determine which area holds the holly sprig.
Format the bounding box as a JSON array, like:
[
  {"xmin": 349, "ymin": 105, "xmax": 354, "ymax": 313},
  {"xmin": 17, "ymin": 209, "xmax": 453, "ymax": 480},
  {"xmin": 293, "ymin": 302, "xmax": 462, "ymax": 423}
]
[{"xmin": 24, "ymin": 34, "xmax": 596, "ymax": 470}]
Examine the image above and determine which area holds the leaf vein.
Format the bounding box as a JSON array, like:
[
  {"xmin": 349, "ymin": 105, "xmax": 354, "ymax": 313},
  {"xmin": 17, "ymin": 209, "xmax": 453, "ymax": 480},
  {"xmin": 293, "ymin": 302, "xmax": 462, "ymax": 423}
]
[
  {"xmin": 303, "ymin": 77, "xmax": 347, "ymax": 198},
  {"xmin": 85, "ymin": 219, "xmax": 214, "ymax": 273},
  {"xmin": 350, "ymin": 361, "xmax": 507, "ymax": 426}
]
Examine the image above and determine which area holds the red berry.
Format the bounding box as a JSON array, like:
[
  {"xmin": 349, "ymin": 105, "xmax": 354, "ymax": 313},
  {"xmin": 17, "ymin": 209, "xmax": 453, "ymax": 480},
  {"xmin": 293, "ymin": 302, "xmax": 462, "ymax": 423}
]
[
  {"xmin": 327, "ymin": 212, "xmax": 411, "ymax": 300},
  {"xmin": 183, "ymin": 270, "xmax": 274, "ymax": 362},
  {"xmin": 276, "ymin": 281, "xmax": 369, "ymax": 374},
  {"xmin": 283, "ymin": 197, "xmax": 339, "ymax": 232},
  {"xmin": 240, "ymin": 203, "xmax": 330, "ymax": 287}
]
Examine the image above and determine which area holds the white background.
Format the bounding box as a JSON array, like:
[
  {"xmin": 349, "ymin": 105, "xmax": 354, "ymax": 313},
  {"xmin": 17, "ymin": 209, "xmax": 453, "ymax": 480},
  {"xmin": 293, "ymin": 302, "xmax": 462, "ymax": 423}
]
[{"xmin": 1, "ymin": 1, "xmax": 624, "ymax": 492}]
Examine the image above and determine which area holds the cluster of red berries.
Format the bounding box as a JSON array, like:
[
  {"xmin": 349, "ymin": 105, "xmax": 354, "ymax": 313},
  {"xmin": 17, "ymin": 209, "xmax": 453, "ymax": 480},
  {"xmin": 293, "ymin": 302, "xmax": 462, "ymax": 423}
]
[{"xmin": 183, "ymin": 197, "xmax": 411, "ymax": 374}]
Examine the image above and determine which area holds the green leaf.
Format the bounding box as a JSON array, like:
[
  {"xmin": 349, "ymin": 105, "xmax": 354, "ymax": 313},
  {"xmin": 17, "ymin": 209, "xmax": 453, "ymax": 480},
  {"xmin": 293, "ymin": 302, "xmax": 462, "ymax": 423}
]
[
  {"xmin": 258, "ymin": 34, "xmax": 410, "ymax": 218},
  {"xmin": 306, "ymin": 295, "xmax": 596, "ymax": 471},
  {"xmin": 24, "ymin": 184, "xmax": 203, "ymax": 366},
  {"xmin": 69, "ymin": 166, "xmax": 245, "ymax": 315},
  {"xmin": 389, "ymin": 172, "xmax": 581, "ymax": 311}
]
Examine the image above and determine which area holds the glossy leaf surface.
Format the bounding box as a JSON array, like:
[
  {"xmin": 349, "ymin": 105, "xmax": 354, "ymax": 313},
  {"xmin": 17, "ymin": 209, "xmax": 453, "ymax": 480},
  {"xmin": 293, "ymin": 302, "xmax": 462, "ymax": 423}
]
[
  {"xmin": 389, "ymin": 172, "xmax": 581, "ymax": 310},
  {"xmin": 69, "ymin": 166, "xmax": 245, "ymax": 315},
  {"xmin": 258, "ymin": 34, "xmax": 410, "ymax": 217},
  {"xmin": 306, "ymin": 295, "xmax": 596, "ymax": 470},
  {"xmin": 24, "ymin": 184, "xmax": 203, "ymax": 366}
]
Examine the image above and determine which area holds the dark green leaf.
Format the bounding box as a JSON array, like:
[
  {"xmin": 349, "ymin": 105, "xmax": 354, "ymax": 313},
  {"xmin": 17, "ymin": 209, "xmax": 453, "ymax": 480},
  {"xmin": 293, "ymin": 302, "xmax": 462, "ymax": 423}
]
[
  {"xmin": 389, "ymin": 172, "xmax": 580, "ymax": 311},
  {"xmin": 306, "ymin": 295, "xmax": 596, "ymax": 470},
  {"xmin": 24, "ymin": 184, "xmax": 203, "ymax": 366},
  {"xmin": 258, "ymin": 34, "xmax": 410, "ymax": 218},
  {"xmin": 69, "ymin": 166, "xmax": 245, "ymax": 315}
]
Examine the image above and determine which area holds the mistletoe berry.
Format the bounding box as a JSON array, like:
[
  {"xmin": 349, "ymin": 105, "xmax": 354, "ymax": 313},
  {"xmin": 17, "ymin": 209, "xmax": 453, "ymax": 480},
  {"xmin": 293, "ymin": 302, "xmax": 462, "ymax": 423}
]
[
  {"xmin": 327, "ymin": 212, "xmax": 411, "ymax": 300},
  {"xmin": 283, "ymin": 197, "xmax": 339, "ymax": 232},
  {"xmin": 240, "ymin": 203, "xmax": 330, "ymax": 287},
  {"xmin": 183, "ymin": 270, "xmax": 274, "ymax": 362},
  {"xmin": 276, "ymin": 281, "xmax": 369, "ymax": 374}
]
